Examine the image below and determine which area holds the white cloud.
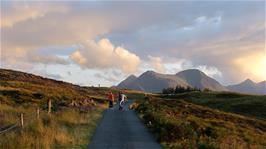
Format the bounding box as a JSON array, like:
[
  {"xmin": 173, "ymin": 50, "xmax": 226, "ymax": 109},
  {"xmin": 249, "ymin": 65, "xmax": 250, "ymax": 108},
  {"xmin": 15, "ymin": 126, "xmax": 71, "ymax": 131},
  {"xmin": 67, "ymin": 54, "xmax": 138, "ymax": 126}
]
[
  {"xmin": 195, "ymin": 16, "xmax": 207, "ymax": 24},
  {"xmin": 29, "ymin": 54, "xmax": 69, "ymax": 65},
  {"xmin": 1, "ymin": 47, "xmax": 70, "ymax": 71},
  {"xmin": 146, "ymin": 56, "xmax": 223, "ymax": 80},
  {"xmin": 1, "ymin": 1, "xmax": 69, "ymax": 27},
  {"xmin": 196, "ymin": 65, "xmax": 222, "ymax": 78},
  {"xmin": 70, "ymin": 38, "xmax": 141, "ymax": 74},
  {"xmin": 164, "ymin": 59, "xmax": 193, "ymax": 74},
  {"xmin": 94, "ymin": 73, "xmax": 119, "ymax": 82},
  {"xmin": 70, "ymin": 51, "xmax": 87, "ymax": 65},
  {"xmin": 148, "ymin": 55, "xmax": 166, "ymax": 73}
]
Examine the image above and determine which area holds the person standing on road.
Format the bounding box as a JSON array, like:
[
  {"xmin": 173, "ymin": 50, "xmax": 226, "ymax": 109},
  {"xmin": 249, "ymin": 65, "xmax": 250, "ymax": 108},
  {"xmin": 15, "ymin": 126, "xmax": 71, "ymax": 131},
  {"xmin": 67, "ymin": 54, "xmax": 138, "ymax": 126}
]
[
  {"xmin": 108, "ymin": 91, "xmax": 114, "ymax": 108},
  {"xmin": 119, "ymin": 92, "xmax": 127, "ymax": 110},
  {"xmin": 118, "ymin": 91, "xmax": 122, "ymax": 104}
]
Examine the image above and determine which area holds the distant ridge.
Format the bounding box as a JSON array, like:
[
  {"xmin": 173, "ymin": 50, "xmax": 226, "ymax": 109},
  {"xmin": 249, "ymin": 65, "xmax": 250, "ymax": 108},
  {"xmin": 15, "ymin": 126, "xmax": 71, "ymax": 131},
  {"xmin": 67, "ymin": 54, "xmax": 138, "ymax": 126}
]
[
  {"xmin": 227, "ymin": 79, "xmax": 266, "ymax": 95},
  {"xmin": 117, "ymin": 69, "xmax": 227, "ymax": 93}
]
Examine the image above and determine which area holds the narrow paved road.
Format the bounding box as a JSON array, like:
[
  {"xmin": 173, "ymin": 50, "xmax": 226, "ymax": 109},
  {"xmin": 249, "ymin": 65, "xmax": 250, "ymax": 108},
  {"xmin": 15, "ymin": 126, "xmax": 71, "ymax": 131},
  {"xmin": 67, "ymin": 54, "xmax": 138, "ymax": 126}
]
[{"xmin": 88, "ymin": 100, "xmax": 162, "ymax": 149}]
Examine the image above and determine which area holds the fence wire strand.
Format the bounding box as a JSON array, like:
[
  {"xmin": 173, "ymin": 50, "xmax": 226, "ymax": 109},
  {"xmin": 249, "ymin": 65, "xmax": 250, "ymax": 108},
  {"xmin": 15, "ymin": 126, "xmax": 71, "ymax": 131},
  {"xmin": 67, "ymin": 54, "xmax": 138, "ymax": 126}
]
[
  {"xmin": 0, "ymin": 124, "xmax": 18, "ymax": 135},
  {"xmin": 0, "ymin": 108, "xmax": 48, "ymax": 135}
]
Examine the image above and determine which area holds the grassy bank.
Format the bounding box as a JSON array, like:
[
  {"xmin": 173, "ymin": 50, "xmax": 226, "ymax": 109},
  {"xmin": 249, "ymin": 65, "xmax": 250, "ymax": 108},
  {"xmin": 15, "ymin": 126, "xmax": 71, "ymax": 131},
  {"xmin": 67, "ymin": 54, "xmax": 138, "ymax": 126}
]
[
  {"xmin": 160, "ymin": 91, "xmax": 266, "ymax": 120},
  {"xmin": 133, "ymin": 97, "xmax": 266, "ymax": 149},
  {"xmin": 0, "ymin": 104, "xmax": 104, "ymax": 149},
  {"xmin": 0, "ymin": 69, "xmax": 112, "ymax": 148}
]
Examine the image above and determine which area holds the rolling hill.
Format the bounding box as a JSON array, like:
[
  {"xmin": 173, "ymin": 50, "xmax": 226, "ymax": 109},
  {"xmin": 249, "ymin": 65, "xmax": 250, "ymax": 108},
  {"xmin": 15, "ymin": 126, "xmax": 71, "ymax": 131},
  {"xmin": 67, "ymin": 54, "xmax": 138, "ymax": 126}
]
[{"xmin": 0, "ymin": 68, "xmax": 113, "ymax": 106}]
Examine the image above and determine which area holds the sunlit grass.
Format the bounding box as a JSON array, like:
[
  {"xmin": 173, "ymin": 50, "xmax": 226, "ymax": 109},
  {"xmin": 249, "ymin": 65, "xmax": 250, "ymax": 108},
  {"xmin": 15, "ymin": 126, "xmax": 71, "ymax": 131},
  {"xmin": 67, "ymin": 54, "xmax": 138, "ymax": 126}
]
[{"xmin": 0, "ymin": 104, "xmax": 104, "ymax": 149}]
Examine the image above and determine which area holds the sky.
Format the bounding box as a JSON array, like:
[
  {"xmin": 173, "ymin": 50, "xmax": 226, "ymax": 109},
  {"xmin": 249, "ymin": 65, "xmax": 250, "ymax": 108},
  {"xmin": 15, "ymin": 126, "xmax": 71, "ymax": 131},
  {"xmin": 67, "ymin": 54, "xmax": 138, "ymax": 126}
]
[{"xmin": 1, "ymin": 1, "xmax": 265, "ymax": 87}]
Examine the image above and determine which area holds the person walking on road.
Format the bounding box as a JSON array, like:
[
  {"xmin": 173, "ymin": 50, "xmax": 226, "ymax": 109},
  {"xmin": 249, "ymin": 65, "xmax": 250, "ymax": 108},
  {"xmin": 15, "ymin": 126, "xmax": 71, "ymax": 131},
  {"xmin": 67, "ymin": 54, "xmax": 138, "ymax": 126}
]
[
  {"xmin": 119, "ymin": 92, "xmax": 127, "ymax": 110},
  {"xmin": 108, "ymin": 91, "xmax": 114, "ymax": 108}
]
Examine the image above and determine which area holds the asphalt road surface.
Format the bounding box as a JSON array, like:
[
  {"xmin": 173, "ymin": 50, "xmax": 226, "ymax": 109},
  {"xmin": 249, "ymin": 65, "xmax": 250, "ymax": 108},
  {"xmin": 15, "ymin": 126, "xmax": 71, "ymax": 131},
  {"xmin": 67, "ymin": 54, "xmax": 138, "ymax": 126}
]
[{"xmin": 88, "ymin": 100, "xmax": 162, "ymax": 149}]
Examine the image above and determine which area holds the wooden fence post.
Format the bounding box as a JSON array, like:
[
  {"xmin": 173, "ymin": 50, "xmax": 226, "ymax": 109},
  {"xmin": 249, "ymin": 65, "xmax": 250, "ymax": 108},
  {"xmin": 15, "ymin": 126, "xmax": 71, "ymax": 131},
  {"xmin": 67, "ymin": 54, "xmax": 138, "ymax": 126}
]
[
  {"xmin": 48, "ymin": 99, "xmax": 52, "ymax": 114},
  {"xmin": 37, "ymin": 108, "xmax": 40, "ymax": 119},
  {"xmin": 20, "ymin": 113, "xmax": 24, "ymax": 128}
]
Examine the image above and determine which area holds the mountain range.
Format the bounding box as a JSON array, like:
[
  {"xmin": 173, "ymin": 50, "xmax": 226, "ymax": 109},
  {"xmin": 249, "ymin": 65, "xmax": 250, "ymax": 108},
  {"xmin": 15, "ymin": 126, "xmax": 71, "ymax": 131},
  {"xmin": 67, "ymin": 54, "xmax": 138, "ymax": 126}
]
[
  {"xmin": 1, "ymin": 68, "xmax": 264, "ymax": 95},
  {"xmin": 117, "ymin": 69, "xmax": 266, "ymax": 95}
]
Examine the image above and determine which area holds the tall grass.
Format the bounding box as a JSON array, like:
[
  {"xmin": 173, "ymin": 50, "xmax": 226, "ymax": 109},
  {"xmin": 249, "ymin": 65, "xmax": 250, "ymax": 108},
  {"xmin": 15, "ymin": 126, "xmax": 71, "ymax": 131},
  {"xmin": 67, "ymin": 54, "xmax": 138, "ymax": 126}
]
[{"xmin": 0, "ymin": 104, "xmax": 104, "ymax": 149}]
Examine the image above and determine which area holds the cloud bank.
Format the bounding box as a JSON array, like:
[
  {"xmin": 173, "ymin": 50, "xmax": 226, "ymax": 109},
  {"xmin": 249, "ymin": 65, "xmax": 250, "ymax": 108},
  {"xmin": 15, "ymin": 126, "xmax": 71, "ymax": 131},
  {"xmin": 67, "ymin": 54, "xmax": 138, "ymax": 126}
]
[
  {"xmin": 70, "ymin": 38, "xmax": 140, "ymax": 74},
  {"xmin": 1, "ymin": 1, "xmax": 265, "ymax": 86}
]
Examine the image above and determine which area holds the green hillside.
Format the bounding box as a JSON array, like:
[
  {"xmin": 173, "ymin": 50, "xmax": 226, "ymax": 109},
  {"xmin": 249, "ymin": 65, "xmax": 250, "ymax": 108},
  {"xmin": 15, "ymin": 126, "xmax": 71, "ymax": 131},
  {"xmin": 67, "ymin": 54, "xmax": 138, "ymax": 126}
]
[
  {"xmin": 133, "ymin": 97, "xmax": 266, "ymax": 149},
  {"xmin": 159, "ymin": 91, "xmax": 266, "ymax": 120}
]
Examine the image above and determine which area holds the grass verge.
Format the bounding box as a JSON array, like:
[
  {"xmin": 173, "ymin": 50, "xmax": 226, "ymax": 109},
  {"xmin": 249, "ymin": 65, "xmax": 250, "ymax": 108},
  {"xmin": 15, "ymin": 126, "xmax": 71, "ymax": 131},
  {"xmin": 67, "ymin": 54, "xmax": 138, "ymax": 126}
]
[{"xmin": 133, "ymin": 97, "xmax": 266, "ymax": 149}]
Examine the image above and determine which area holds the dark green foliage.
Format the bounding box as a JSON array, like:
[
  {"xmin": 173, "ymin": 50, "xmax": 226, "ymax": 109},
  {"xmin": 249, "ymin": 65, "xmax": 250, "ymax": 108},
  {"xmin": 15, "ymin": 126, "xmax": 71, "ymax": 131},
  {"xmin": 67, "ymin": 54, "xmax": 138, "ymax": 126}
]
[
  {"xmin": 162, "ymin": 87, "xmax": 175, "ymax": 94},
  {"xmin": 33, "ymin": 92, "xmax": 44, "ymax": 99},
  {"xmin": 198, "ymin": 143, "xmax": 217, "ymax": 149},
  {"xmin": 162, "ymin": 86, "xmax": 200, "ymax": 94}
]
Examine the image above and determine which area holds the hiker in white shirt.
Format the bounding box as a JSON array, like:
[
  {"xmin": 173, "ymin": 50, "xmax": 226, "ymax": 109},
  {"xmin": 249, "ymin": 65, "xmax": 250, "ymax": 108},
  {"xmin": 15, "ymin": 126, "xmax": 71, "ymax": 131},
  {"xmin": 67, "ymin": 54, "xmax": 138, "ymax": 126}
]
[{"xmin": 119, "ymin": 93, "xmax": 127, "ymax": 110}]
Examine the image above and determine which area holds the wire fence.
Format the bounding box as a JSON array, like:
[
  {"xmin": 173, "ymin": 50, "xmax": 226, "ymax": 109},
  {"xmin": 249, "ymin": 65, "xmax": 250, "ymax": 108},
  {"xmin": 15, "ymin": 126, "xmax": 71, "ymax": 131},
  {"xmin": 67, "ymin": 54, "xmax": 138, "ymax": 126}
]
[
  {"xmin": 0, "ymin": 100, "xmax": 52, "ymax": 135},
  {"xmin": 0, "ymin": 98, "xmax": 97, "ymax": 135},
  {"xmin": 0, "ymin": 108, "xmax": 50, "ymax": 135}
]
